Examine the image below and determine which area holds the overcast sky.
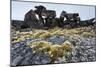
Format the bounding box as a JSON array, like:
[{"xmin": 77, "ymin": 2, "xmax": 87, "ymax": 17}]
[{"xmin": 12, "ymin": 1, "xmax": 95, "ymax": 21}]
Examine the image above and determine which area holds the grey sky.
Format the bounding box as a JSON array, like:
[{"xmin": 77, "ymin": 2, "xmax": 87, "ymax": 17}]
[{"xmin": 12, "ymin": 1, "xmax": 95, "ymax": 21}]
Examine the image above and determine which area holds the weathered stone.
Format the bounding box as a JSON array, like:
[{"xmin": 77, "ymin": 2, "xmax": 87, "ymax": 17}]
[
  {"xmin": 11, "ymin": 55, "xmax": 23, "ymax": 66},
  {"xmin": 47, "ymin": 35, "xmax": 66, "ymax": 44},
  {"xmin": 24, "ymin": 9, "xmax": 39, "ymax": 28}
]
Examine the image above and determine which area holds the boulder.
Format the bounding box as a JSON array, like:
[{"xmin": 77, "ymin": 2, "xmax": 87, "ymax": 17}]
[{"xmin": 24, "ymin": 9, "xmax": 39, "ymax": 28}]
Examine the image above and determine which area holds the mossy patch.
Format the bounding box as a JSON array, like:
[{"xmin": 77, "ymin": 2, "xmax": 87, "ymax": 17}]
[
  {"xmin": 28, "ymin": 40, "xmax": 73, "ymax": 63},
  {"xmin": 81, "ymin": 32, "xmax": 95, "ymax": 38}
]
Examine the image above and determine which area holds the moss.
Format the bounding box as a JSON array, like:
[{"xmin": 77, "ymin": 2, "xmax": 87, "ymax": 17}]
[
  {"xmin": 62, "ymin": 41, "xmax": 73, "ymax": 52},
  {"xmin": 49, "ymin": 41, "xmax": 72, "ymax": 63},
  {"xmin": 48, "ymin": 27, "xmax": 61, "ymax": 33},
  {"xmin": 12, "ymin": 26, "xmax": 96, "ymax": 43},
  {"xmin": 33, "ymin": 31, "xmax": 47, "ymax": 38},
  {"xmin": 81, "ymin": 32, "xmax": 95, "ymax": 38},
  {"xmin": 49, "ymin": 45, "xmax": 63, "ymax": 56},
  {"xmin": 51, "ymin": 29, "xmax": 64, "ymax": 36},
  {"xmin": 39, "ymin": 32, "xmax": 51, "ymax": 38},
  {"xmin": 28, "ymin": 40, "xmax": 73, "ymax": 63},
  {"xmin": 33, "ymin": 28, "xmax": 64, "ymax": 39},
  {"xmin": 12, "ymin": 31, "xmax": 34, "ymax": 43},
  {"xmin": 28, "ymin": 41, "xmax": 52, "ymax": 53},
  {"xmin": 66, "ymin": 29, "xmax": 80, "ymax": 35}
]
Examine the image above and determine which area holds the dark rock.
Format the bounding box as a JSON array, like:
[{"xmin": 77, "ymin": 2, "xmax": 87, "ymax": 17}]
[
  {"xmin": 79, "ymin": 18, "xmax": 96, "ymax": 27},
  {"xmin": 60, "ymin": 11, "xmax": 80, "ymax": 28},
  {"xmin": 47, "ymin": 35, "xmax": 66, "ymax": 44},
  {"xmin": 12, "ymin": 20, "xmax": 24, "ymax": 30},
  {"xmin": 24, "ymin": 9, "xmax": 39, "ymax": 28},
  {"xmin": 34, "ymin": 5, "xmax": 46, "ymax": 25}
]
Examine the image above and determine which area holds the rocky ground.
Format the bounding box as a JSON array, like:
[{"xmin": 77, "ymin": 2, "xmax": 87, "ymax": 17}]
[{"xmin": 11, "ymin": 26, "xmax": 96, "ymax": 66}]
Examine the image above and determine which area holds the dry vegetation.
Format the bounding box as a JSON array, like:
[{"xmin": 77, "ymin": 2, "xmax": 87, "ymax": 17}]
[
  {"xmin": 27, "ymin": 40, "xmax": 73, "ymax": 63},
  {"xmin": 11, "ymin": 26, "xmax": 95, "ymax": 43}
]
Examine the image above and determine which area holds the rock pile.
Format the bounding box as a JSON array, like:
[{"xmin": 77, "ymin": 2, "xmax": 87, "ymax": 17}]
[{"xmin": 12, "ymin": 5, "xmax": 96, "ymax": 30}]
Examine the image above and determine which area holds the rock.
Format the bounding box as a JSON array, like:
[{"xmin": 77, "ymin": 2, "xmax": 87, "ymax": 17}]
[
  {"xmin": 11, "ymin": 41, "xmax": 51, "ymax": 66},
  {"xmin": 54, "ymin": 57, "xmax": 66, "ymax": 63},
  {"xmin": 79, "ymin": 18, "xmax": 96, "ymax": 27},
  {"xmin": 66, "ymin": 36, "xmax": 96, "ymax": 62},
  {"xmin": 11, "ymin": 55, "xmax": 23, "ymax": 66},
  {"xmin": 11, "ymin": 42, "xmax": 33, "ymax": 66},
  {"xmin": 24, "ymin": 9, "xmax": 39, "ymax": 29},
  {"xmin": 32, "ymin": 52, "xmax": 51, "ymax": 64},
  {"xmin": 47, "ymin": 35, "xmax": 66, "ymax": 44},
  {"xmin": 12, "ymin": 20, "xmax": 24, "ymax": 30}
]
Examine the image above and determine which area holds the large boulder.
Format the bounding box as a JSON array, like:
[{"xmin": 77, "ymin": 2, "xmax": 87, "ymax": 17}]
[
  {"xmin": 60, "ymin": 11, "xmax": 80, "ymax": 28},
  {"xmin": 34, "ymin": 5, "xmax": 46, "ymax": 25},
  {"xmin": 42, "ymin": 10, "xmax": 56, "ymax": 28},
  {"xmin": 24, "ymin": 9, "xmax": 39, "ymax": 28}
]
